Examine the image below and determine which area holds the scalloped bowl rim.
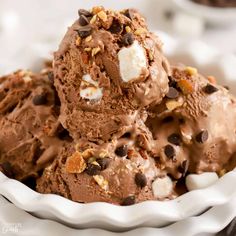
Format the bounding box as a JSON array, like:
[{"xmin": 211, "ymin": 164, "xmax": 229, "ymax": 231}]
[{"xmin": 0, "ymin": 168, "xmax": 236, "ymax": 230}]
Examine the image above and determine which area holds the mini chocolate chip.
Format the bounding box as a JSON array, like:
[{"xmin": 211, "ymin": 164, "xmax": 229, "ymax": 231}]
[
  {"xmin": 164, "ymin": 145, "xmax": 175, "ymax": 159},
  {"xmin": 78, "ymin": 9, "xmax": 93, "ymax": 17},
  {"xmin": 196, "ymin": 130, "xmax": 209, "ymax": 143},
  {"xmin": 33, "ymin": 94, "xmax": 48, "ymax": 105},
  {"xmin": 79, "ymin": 15, "xmax": 90, "ymax": 26},
  {"xmin": 122, "ymin": 33, "xmax": 134, "ymax": 46},
  {"xmin": 203, "ymin": 84, "xmax": 219, "ymax": 94},
  {"xmin": 178, "ymin": 160, "xmax": 189, "ymax": 177},
  {"xmin": 162, "ymin": 116, "xmax": 174, "ymax": 123},
  {"xmin": 86, "ymin": 163, "xmax": 101, "ymax": 176},
  {"xmin": 47, "ymin": 71, "xmax": 54, "ymax": 83},
  {"xmin": 168, "ymin": 133, "xmax": 181, "ymax": 146},
  {"xmin": 135, "ymin": 173, "xmax": 147, "ymax": 188},
  {"xmin": 97, "ymin": 158, "xmax": 110, "ymax": 170},
  {"xmin": 166, "ymin": 87, "xmax": 179, "ymax": 99},
  {"xmin": 123, "ymin": 9, "xmax": 134, "ymax": 20},
  {"xmin": 76, "ymin": 26, "xmax": 92, "ymax": 38},
  {"xmin": 168, "ymin": 76, "xmax": 177, "ymax": 88},
  {"xmin": 109, "ymin": 19, "xmax": 123, "ymax": 34},
  {"xmin": 121, "ymin": 196, "xmax": 136, "ymax": 206},
  {"xmin": 115, "ymin": 145, "xmax": 128, "ymax": 157}
]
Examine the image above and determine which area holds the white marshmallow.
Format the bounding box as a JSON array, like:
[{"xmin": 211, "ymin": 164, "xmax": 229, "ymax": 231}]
[
  {"xmin": 118, "ymin": 40, "xmax": 147, "ymax": 82},
  {"xmin": 152, "ymin": 176, "xmax": 173, "ymax": 198},
  {"xmin": 80, "ymin": 74, "xmax": 103, "ymax": 101},
  {"xmin": 185, "ymin": 172, "xmax": 219, "ymax": 191}
]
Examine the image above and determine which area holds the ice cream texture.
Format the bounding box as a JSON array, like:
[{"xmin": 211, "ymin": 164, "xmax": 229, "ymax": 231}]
[{"xmin": 0, "ymin": 7, "xmax": 236, "ymax": 205}]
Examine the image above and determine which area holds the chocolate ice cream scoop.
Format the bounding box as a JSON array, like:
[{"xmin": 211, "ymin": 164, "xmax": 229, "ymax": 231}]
[
  {"xmin": 0, "ymin": 70, "xmax": 69, "ymax": 182},
  {"xmin": 37, "ymin": 126, "xmax": 177, "ymax": 205},
  {"xmin": 53, "ymin": 7, "xmax": 170, "ymax": 142},
  {"xmin": 147, "ymin": 65, "xmax": 236, "ymax": 178}
]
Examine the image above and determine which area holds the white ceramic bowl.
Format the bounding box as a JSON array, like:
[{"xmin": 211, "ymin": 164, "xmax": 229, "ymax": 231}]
[
  {"xmin": 0, "ymin": 169, "xmax": 236, "ymax": 231},
  {"xmin": 1, "ymin": 194, "xmax": 236, "ymax": 236},
  {"xmin": 173, "ymin": 0, "xmax": 236, "ymax": 25},
  {"xmin": 1, "ymin": 32, "xmax": 236, "ymax": 231}
]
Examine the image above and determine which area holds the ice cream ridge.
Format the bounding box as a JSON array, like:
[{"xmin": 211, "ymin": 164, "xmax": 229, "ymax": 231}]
[{"xmin": 1, "ymin": 7, "xmax": 236, "ymax": 205}]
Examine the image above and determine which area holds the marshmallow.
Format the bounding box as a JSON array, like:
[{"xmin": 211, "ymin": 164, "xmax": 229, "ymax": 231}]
[
  {"xmin": 118, "ymin": 40, "xmax": 147, "ymax": 82},
  {"xmin": 185, "ymin": 172, "xmax": 219, "ymax": 191},
  {"xmin": 80, "ymin": 74, "xmax": 103, "ymax": 101},
  {"xmin": 152, "ymin": 176, "xmax": 173, "ymax": 198}
]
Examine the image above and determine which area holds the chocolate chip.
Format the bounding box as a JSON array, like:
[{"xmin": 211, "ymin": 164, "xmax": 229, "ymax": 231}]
[
  {"xmin": 78, "ymin": 9, "xmax": 93, "ymax": 17},
  {"xmin": 86, "ymin": 163, "xmax": 101, "ymax": 176},
  {"xmin": 121, "ymin": 196, "xmax": 135, "ymax": 206},
  {"xmin": 166, "ymin": 87, "xmax": 179, "ymax": 99},
  {"xmin": 123, "ymin": 9, "xmax": 134, "ymax": 20},
  {"xmin": 168, "ymin": 76, "xmax": 177, "ymax": 88},
  {"xmin": 164, "ymin": 145, "xmax": 175, "ymax": 159},
  {"xmin": 109, "ymin": 19, "xmax": 123, "ymax": 34},
  {"xmin": 97, "ymin": 158, "xmax": 110, "ymax": 170},
  {"xmin": 79, "ymin": 15, "xmax": 90, "ymax": 26},
  {"xmin": 115, "ymin": 145, "xmax": 128, "ymax": 157},
  {"xmin": 162, "ymin": 116, "xmax": 174, "ymax": 123},
  {"xmin": 135, "ymin": 173, "xmax": 147, "ymax": 188},
  {"xmin": 33, "ymin": 94, "xmax": 48, "ymax": 105},
  {"xmin": 76, "ymin": 26, "xmax": 92, "ymax": 38},
  {"xmin": 203, "ymin": 84, "xmax": 219, "ymax": 94},
  {"xmin": 196, "ymin": 130, "xmax": 208, "ymax": 143},
  {"xmin": 47, "ymin": 71, "xmax": 54, "ymax": 83},
  {"xmin": 122, "ymin": 33, "xmax": 134, "ymax": 46},
  {"xmin": 178, "ymin": 160, "xmax": 189, "ymax": 177},
  {"xmin": 168, "ymin": 133, "xmax": 181, "ymax": 146}
]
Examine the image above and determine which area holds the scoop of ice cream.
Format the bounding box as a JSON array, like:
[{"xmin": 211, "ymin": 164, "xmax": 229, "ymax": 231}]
[
  {"xmin": 37, "ymin": 118, "xmax": 178, "ymax": 205},
  {"xmin": 53, "ymin": 7, "xmax": 170, "ymax": 142},
  {"xmin": 146, "ymin": 65, "xmax": 236, "ymax": 178},
  {"xmin": 0, "ymin": 69, "xmax": 70, "ymax": 182}
]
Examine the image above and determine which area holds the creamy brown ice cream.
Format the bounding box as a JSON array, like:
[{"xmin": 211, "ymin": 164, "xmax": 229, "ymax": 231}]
[
  {"xmin": 37, "ymin": 129, "xmax": 177, "ymax": 205},
  {"xmin": 0, "ymin": 69, "xmax": 70, "ymax": 183},
  {"xmin": 53, "ymin": 7, "xmax": 170, "ymax": 142},
  {"xmin": 36, "ymin": 7, "xmax": 236, "ymax": 205},
  {"xmin": 147, "ymin": 65, "xmax": 236, "ymax": 177},
  {"xmin": 1, "ymin": 7, "xmax": 236, "ymax": 205}
]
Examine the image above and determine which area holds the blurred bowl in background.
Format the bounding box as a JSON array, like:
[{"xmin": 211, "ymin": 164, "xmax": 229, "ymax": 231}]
[{"xmin": 173, "ymin": 0, "xmax": 236, "ymax": 25}]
